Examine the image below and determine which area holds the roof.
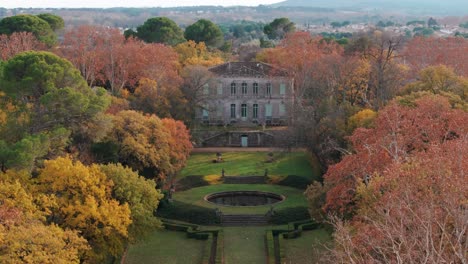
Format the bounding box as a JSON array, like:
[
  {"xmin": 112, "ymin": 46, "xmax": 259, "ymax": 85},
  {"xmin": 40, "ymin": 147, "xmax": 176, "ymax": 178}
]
[{"xmin": 209, "ymin": 62, "xmax": 289, "ymax": 77}]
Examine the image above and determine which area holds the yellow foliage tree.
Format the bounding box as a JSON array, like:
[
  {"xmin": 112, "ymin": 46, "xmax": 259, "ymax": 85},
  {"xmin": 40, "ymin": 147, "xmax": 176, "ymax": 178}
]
[
  {"xmin": 347, "ymin": 108, "xmax": 377, "ymax": 133},
  {"xmin": 37, "ymin": 157, "xmax": 131, "ymax": 262},
  {"xmin": 0, "ymin": 172, "xmax": 89, "ymax": 263},
  {"xmin": 174, "ymin": 40, "xmax": 224, "ymax": 67}
]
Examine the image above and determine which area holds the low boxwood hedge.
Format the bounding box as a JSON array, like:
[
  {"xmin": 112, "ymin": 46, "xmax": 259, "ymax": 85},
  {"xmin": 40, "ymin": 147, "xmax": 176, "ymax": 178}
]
[{"xmin": 270, "ymin": 206, "xmax": 310, "ymax": 224}]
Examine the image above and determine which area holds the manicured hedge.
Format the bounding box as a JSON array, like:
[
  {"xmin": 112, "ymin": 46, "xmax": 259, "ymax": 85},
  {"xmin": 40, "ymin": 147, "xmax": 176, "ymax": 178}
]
[
  {"xmin": 176, "ymin": 175, "xmax": 209, "ymax": 191},
  {"xmin": 265, "ymin": 231, "xmax": 276, "ymax": 264},
  {"xmin": 270, "ymin": 206, "xmax": 310, "ymax": 224},
  {"xmin": 277, "ymin": 175, "xmax": 312, "ymax": 189},
  {"xmin": 157, "ymin": 200, "xmax": 220, "ymax": 225}
]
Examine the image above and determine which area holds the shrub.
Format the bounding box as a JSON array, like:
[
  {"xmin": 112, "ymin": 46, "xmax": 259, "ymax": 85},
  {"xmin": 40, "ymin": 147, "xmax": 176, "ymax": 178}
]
[
  {"xmin": 203, "ymin": 174, "xmax": 223, "ymax": 185},
  {"xmin": 157, "ymin": 200, "xmax": 220, "ymax": 225},
  {"xmin": 266, "ymin": 175, "xmax": 285, "ymax": 184},
  {"xmin": 270, "ymin": 206, "xmax": 310, "ymax": 224}
]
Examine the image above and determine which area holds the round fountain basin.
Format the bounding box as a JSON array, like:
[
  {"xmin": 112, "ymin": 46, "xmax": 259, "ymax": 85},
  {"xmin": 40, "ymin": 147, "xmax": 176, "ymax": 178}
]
[{"xmin": 205, "ymin": 191, "xmax": 285, "ymax": 206}]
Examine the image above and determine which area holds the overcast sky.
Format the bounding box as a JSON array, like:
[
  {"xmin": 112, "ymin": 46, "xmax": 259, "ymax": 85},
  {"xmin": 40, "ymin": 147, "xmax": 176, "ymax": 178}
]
[{"xmin": 1, "ymin": 0, "xmax": 283, "ymax": 8}]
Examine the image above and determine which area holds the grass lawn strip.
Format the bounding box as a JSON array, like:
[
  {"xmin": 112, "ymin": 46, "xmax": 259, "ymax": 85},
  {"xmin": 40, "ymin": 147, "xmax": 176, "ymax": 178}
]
[
  {"xmin": 173, "ymin": 184, "xmax": 307, "ymax": 214},
  {"xmin": 223, "ymin": 227, "xmax": 267, "ymax": 264},
  {"xmin": 282, "ymin": 228, "xmax": 332, "ymax": 264},
  {"xmin": 124, "ymin": 229, "xmax": 205, "ymax": 264},
  {"xmin": 179, "ymin": 151, "xmax": 320, "ymax": 181}
]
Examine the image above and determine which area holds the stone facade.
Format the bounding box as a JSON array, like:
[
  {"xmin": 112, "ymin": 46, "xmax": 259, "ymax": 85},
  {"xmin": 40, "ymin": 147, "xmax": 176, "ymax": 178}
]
[{"xmin": 196, "ymin": 62, "xmax": 294, "ymax": 126}]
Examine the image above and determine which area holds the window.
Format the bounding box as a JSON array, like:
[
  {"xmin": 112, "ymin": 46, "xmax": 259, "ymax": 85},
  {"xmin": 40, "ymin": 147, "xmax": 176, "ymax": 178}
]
[
  {"xmin": 242, "ymin": 82, "xmax": 247, "ymax": 94},
  {"xmin": 241, "ymin": 104, "xmax": 247, "ymax": 117},
  {"xmin": 230, "ymin": 104, "xmax": 236, "ymax": 118},
  {"xmin": 217, "ymin": 103, "xmax": 223, "ymax": 117},
  {"xmin": 253, "ymin": 104, "xmax": 258, "ymax": 118},
  {"xmin": 279, "ymin": 103, "xmax": 286, "ymax": 116},
  {"xmin": 202, "ymin": 109, "xmax": 208, "ymax": 119},
  {"xmin": 280, "ymin": 83, "xmax": 286, "ymax": 95},
  {"xmin": 231, "ymin": 83, "xmax": 236, "ymax": 95},
  {"xmin": 266, "ymin": 83, "xmax": 272, "ymax": 95},
  {"xmin": 265, "ymin": 104, "xmax": 272, "ymax": 117},
  {"xmin": 217, "ymin": 83, "xmax": 223, "ymax": 95},
  {"xmin": 253, "ymin": 83, "xmax": 258, "ymax": 95}
]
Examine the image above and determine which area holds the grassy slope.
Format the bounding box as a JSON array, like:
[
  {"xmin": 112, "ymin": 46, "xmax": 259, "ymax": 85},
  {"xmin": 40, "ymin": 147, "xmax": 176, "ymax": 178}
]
[
  {"xmin": 282, "ymin": 228, "xmax": 333, "ymax": 264},
  {"xmin": 173, "ymin": 184, "xmax": 307, "ymax": 214},
  {"xmin": 179, "ymin": 151, "xmax": 320, "ymax": 180},
  {"xmin": 124, "ymin": 230, "xmax": 205, "ymax": 264}
]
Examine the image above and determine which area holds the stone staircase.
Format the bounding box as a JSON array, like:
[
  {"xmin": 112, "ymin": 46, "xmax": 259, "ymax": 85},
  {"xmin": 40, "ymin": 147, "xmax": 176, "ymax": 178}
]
[
  {"xmin": 221, "ymin": 214, "xmax": 269, "ymax": 226},
  {"xmin": 223, "ymin": 176, "xmax": 265, "ymax": 184}
]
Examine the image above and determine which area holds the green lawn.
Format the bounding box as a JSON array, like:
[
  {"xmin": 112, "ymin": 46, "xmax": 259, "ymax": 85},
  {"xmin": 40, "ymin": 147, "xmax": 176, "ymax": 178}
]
[
  {"xmin": 179, "ymin": 151, "xmax": 320, "ymax": 180},
  {"xmin": 124, "ymin": 230, "xmax": 205, "ymax": 264},
  {"xmin": 173, "ymin": 184, "xmax": 307, "ymax": 214},
  {"xmin": 223, "ymin": 227, "xmax": 267, "ymax": 264},
  {"xmin": 282, "ymin": 228, "xmax": 332, "ymax": 264}
]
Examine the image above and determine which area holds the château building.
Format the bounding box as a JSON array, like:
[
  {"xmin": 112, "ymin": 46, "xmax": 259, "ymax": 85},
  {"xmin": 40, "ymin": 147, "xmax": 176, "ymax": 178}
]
[{"xmin": 196, "ymin": 62, "xmax": 294, "ymax": 127}]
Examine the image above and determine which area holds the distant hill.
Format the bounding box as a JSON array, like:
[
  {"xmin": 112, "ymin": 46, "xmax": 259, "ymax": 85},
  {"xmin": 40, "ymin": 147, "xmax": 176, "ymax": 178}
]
[{"xmin": 271, "ymin": 0, "xmax": 468, "ymax": 15}]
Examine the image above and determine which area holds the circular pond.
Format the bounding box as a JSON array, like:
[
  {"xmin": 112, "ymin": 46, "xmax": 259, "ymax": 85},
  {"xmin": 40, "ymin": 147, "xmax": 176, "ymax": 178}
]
[{"xmin": 205, "ymin": 191, "xmax": 285, "ymax": 206}]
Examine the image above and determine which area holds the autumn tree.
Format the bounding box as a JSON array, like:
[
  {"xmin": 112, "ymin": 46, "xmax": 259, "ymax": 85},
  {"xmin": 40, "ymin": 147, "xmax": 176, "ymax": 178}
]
[
  {"xmin": 105, "ymin": 110, "xmax": 171, "ymax": 180},
  {"xmin": 330, "ymin": 136, "xmax": 467, "ymax": 263},
  {"xmin": 318, "ymin": 95, "xmax": 468, "ymax": 216},
  {"xmin": 347, "ymin": 30, "xmax": 407, "ymax": 108},
  {"xmin": 184, "ymin": 19, "xmax": 224, "ymax": 48},
  {"xmin": 0, "ymin": 32, "xmax": 43, "ymax": 60},
  {"xmin": 174, "ymin": 40, "xmax": 224, "ymax": 67},
  {"xmin": 104, "ymin": 110, "xmax": 192, "ymax": 182},
  {"xmin": 403, "ymin": 37, "xmax": 468, "ymax": 77},
  {"xmin": 58, "ymin": 25, "xmax": 105, "ymax": 87},
  {"xmin": 258, "ymin": 32, "xmax": 355, "ymax": 167},
  {"xmin": 401, "ymin": 65, "xmax": 468, "ymax": 102},
  {"xmin": 161, "ymin": 118, "xmax": 193, "ymax": 173},
  {"xmin": 37, "ymin": 157, "xmax": 132, "ymax": 262},
  {"xmin": 0, "ymin": 173, "xmax": 89, "ymax": 263},
  {"xmin": 99, "ymin": 163, "xmax": 163, "ymax": 241},
  {"xmin": 180, "ymin": 65, "xmax": 214, "ymax": 124}
]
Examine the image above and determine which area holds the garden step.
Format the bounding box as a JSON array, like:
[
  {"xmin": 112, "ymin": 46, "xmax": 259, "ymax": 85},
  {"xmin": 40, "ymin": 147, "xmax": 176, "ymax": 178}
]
[
  {"xmin": 223, "ymin": 176, "xmax": 265, "ymax": 184},
  {"xmin": 221, "ymin": 214, "xmax": 269, "ymax": 226}
]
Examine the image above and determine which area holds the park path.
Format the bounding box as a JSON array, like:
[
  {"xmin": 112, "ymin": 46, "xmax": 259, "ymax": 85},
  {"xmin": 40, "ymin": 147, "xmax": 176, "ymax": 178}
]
[
  {"xmin": 192, "ymin": 147, "xmax": 306, "ymax": 153},
  {"xmin": 223, "ymin": 227, "xmax": 267, "ymax": 264}
]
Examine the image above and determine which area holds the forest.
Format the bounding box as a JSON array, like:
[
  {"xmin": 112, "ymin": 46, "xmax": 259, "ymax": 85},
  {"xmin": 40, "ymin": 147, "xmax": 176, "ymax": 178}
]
[{"xmin": 0, "ymin": 12, "xmax": 467, "ymax": 263}]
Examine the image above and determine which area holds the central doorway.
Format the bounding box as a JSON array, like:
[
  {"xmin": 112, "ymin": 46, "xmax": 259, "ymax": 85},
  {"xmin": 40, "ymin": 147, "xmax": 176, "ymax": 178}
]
[{"xmin": 241, "ymin": 135, "xmax": 248, "ymax": 147}]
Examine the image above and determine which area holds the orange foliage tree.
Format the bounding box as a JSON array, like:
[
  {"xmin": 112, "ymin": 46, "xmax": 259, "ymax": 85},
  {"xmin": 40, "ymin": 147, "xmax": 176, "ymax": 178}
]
[
  {"xmin": 331, "ymin": 136, "xmax": 467, "ymax": 263},
  {"xmin": 319, "ymin": 95, "xmax": 468, "ymax": 216},
  {"xmin": 0, "ymin": 32, "xmax": 43, "ymax": 60},
  {"xmin": 403, "ymin": 36, "xmax": 468, "ymax": 77}
]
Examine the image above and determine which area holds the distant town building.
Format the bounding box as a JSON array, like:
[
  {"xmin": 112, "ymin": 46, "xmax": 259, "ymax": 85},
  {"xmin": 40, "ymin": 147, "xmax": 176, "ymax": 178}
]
[{"xmin": 196, "ymin": 62, "xmax": 294, "ymax": 127}]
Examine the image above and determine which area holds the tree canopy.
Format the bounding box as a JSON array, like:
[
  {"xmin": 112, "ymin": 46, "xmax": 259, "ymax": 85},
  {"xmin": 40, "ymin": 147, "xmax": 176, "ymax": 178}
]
[
  {"xmin": 0, "ymin": 15, "xmax": 56, "ymax": 46},
  {"xmin": 36, "ymin": 13, "xmax": 64, "ymax": 31},
  {"xmin": 132, "ymin": 17, "xmax": 185, "ymax": 46},
  {"xmin": 263, "ymin": 17, "xmax": 295, "ymax": 40},
  {"xmin": 184, "ymin": 19, "xmax": 224, "ymax": 48}
]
